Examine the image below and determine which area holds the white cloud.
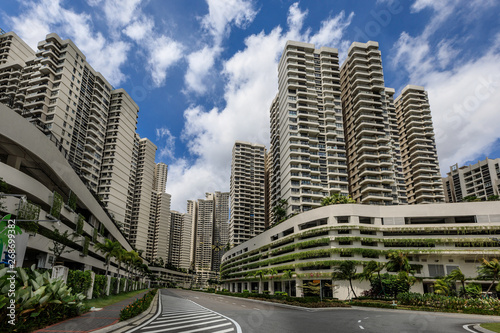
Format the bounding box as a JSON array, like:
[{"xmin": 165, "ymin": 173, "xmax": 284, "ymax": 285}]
[
  {"xmin": 156, "ymin": 128, "xmax": 176, "ymax": 160},
  {"xmin": 8, "ymin": 0, "xmax": 130, "ymax": 85},
  {"xmin": 202, "ymin": 0, "xmax": 258, "ymax": 43},
  {"xmin": 89, "ymin": 0, "xmax": 143, "ymax": 30},
  {"xmin": 184, "ymin": 45, "xmax": 222, "ymax": 94},
  {"xmin": 122, "ymin": 16, "xmax": 154, "ymax": 42},
  {"xmin": 148, "ymin": 36, "xmax": 184, "ymax": 87},
  {"xmin": 390, "ymin": 0, "xmax": 500, "ymax": 174},
  {"xmin": 165, "ymin": 3, "xmax": 353, "ymax": 211}
]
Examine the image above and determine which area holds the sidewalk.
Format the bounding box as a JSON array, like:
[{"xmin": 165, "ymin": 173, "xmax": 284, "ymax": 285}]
[{"xmin": 34, "ymin": 290, "xmax": 150, "ymax": 333}]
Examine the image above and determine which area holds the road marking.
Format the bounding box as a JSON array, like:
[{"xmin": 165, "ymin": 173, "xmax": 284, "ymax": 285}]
[
  {"xmin": 364, "ymin": 317, "xmax": 369, "ymax": 319},
  {"xmin": 358, "ymin": 320, "xmax": 361, "ymax": 323},
  {"xmin": 147, "ymin": 316, "xmax": 224, "ymax": 329},
  {"xmin": 463, "ymin": 324, "xmax": 480, "ymax": 333},
  {"xmin": 182, "ymin": 322, "xmax": 232, "ymax": 333},
  {"xmin": 253, "ymin": 308, "xmax": 260, "ymax": 310},
  {"xmin": 124, "ymin": 292, "xmax": 162, "ymax": 333},
  {"xmin": 187, "ymin": 299, "xmax": 242, "ymax": 333},
  {"xmin": 359, "ymin": 325, "xmax": 364, "ymax": 330},
  {"xmin": 241, "ymin": 305, "xmax": 246, "ymax": 307}
]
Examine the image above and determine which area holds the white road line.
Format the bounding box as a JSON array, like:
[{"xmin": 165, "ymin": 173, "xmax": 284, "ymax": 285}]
[
  {"xmin": 124, "ymin": 292, "xmax": 162, "ymax": 333},
  {"xmin": 463, "ymin": 324, "xmax": 480, "ymax": 333},
  {"xmin": 163, "ymin": 318, "xmax": 227, "ymax": 331},
  {"xmin": 146, "ymin": 315, "xmax": 222, "ymax": 329},
  {"xmin": 181, "ymin": 322, "xmax": 232, "ymax": 333},
  {"xmin": 159, "ymin": 312, "xmax": 212, "ymax": 320},
  {"xmin": 187, "ymin": 299, "xmax": 243, "ymax": 333},
  {"xmin": 241, "ymin": 305, "xmax": 246, "ymax": 307},
  {"xmin": 359, "ymin": 325, "xmax": 364, "ymax": 330},
  {"xmin": 161, "ymin": 310, "xmax": 208, "ymax": 315},
  {"xmin": 212, "ymin": 328, "xmax": 234, "ymax": 333},
  {"xmin": 152, "ymin": 314, "xmax": 218, "ymax": 325},
  {"xmin": 358, "ymin": 320, "xmax": 361, "ymax": 323},
  {"xmin": 253, "ymin": 308, "xmax": 260, "ymax": 310}
]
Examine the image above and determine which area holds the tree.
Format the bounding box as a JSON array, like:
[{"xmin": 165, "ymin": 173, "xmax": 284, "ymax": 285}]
[
  {"xmin": 48, "ymin": 227, "xmax": 78, "ymax": 265},
  {"xmin": 272, "ymin": 199, "xmax": 288, "ymax": 224},
  {"xmin": 113, "ymin": 247, "xmax": 126, "ymax": 278},
  {"xmin": 94, "ymin": 238, "xmax": 121, "ymax": 277},
  {"xmin": 446, "ymin": 268, "xmax": 466, "ymax": 297},
  {"xmin": 360, "ymin": 261, "xmax": 386, "ymax": 297},
  {"xmin": 332, "ymin": 261, "xmax": 359, "ymax": 299},
  {"xmin": 386, "ymin": 251, "xmax": 412, "ymax": 273},
  {"xmin": 433, "ymin": 278, "xmax": 451, "ymax": 296},
  {"xmin": 321, "ymin": 193, "xmax": 356, "ymax": 206},
  {"xmin": 253, "ymin": 270, "xmax": 265, "ymax": 292},
  {"xmin": 478, "ymin": 258, "xmax": 500, "ymax": 293}
]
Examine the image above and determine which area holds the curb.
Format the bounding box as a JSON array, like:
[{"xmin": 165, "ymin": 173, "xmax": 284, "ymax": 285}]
[
  {"xmin": 474, "ymin": 324, "xmax": 496, "ymax": 333},
  {"xmin": 90, "ymin": 291, "xmax": 159, "ymax": 333}
]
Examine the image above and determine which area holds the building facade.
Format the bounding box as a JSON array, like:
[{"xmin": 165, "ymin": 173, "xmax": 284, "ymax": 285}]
[
  {"xmin": 270, "ymin": 41, "xmax": 348, "ymax": 219},
  {"xmin": 340, "ymin": 41, "xmax": 406, "ymax": 205},
  {"xmin": 230, "ymin": 141, "xmax": 267, "ymax": 246},
  {"xmin": 221, "ymin": 201, "xmax": 500, "ymax": 300},
  {"xmin": 443, "ymin": 158, "xmax": 500, "ymax": 202},
  {"xmin": 395, "ymin": 85, "xmax": 444, "ymax": 204},
  {"xmin": 169, "ymin": 210, "xmax": 193, "ymax": 270}
]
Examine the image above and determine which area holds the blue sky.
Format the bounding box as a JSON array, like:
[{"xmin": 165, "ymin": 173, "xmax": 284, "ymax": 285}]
[{"xmin": 2, "ymin": 0, "xmax": 500, "ymax": 212}]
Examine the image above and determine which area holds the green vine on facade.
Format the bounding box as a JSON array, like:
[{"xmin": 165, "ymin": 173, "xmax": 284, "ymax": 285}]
[
  {"xmin": 83, "ymin": 236, "xmax": 90, "ymax": 256},
  {"xmin": 76, "ymin": 214, "xmax": 85, "ymax": 235},
  {"xmin": 50, "ymin": 191, "xmax": 63, "ymax": 219},
  {"xmin": 67, "ymin": 190, "xmax": 77, "ymax": 211}
]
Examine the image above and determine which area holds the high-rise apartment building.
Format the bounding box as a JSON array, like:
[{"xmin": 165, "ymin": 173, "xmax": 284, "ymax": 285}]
[
  {"xmin": 340, "ymin": 41, "xmax": 406, "ymax": 205},
  {"xmin": 270, "ymin": 41, "xmax": 348, "ymax": 219},
  {"xmin": 395, "ymin": 85, "xmax": 444, "ymax": 204},
  {"xmin": 129, "ymin": 137, "xmax": 156, "ymax": 256},
  {"xmin": 169, "ymin": 210, "xmax": 193, "ymax": 270},
  {"xmin": 230, "ymin": 141, "xmax": 266, "ymax": 246},
  {"xmin": 98, "ymin": 89, "xmax": 139, "ymax": 231},
  {"xmin": 153, "ymin": 162, "xmax": 167, "ymax": 192},
  {"xmin": 209, "ymin": 191, "xmax": 230, "ymax": 272},
  {"xmin": 187, "ymin": 199, "xmax": 197, "ymax": 270},
  {"xmin": 0, "ymin": 31, "xmax": 35, "ymax": 107},
  {"xmin": 443, "ymin": 158, "xmax": 500, "ymax": 202}
]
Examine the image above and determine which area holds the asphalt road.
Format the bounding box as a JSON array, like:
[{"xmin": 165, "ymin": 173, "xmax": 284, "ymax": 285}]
[{"xmin": 137, "ymin": 289, "xmax": 500, "ymax": 333}]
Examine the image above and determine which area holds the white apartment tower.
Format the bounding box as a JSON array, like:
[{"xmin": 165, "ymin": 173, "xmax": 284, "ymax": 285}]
[
  {"xmin": 270, "ymin": 41, "xmax": 348, "ymax": 219},
  {"xmin": 395, "ymin": 85, "xmax": 444, "ymax": 204},
  {"xmin": 149, "ymin": 162, "xmax": 171, "ymax": 262},
  {"xmin": 230, "ymin": 141, "xmax": 266, "ymax": 246},
  {"xmin": 0, "ymin": 31, "xmax": 35, "ymax": 107},
  {"xmin": 443, "ymin": 158, "xmax": 500, "ymax": 202},
  {"xmin": 340, "ymin": 41, "xmax": 406, "ymax": 205},
  {"xmin": 153, "ymin": 162, "xmax": 167, "ymax": 192},
  {"xmin": 130, "ymin": 137, "xmax": 157, "ymax": 256},
  {"xmin": 169, "ymin": 210, "xmax": 193, "ymax": 270}
]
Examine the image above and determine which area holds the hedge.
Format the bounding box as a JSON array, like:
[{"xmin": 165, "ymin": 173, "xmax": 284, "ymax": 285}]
[{"xmin": 67, "ymin": 270, "xmax": 92, "ymax": 295}]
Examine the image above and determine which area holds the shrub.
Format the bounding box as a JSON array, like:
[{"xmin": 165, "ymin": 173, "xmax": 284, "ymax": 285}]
[
  {"xmin": 0, "ymin": 265, "xmax": 87, "ymax": 332},
  {"xmin": 119, "ymin": 289, "xmax": 157, "ymax": 321},
  {"xmin": 397, "ymin": 292, "xmax": 500, "ymax": 315},
  {"xmin": 92, "ymin": 275, "xmax": 107, "ymax": 299},
  {"xmin": 67, "ymin": 270, "xmax": 92, "ymax": 295},
  {"xmin": 274, "ymin": 291, "xmax": 288, "ymax": 297},
  {"xmin": 368, "ymin": 273, "xmax": 411, "ymax": 298},
  {"xmin": 242, "ymin": 289, "xmax": 249, "ymax": 294}
]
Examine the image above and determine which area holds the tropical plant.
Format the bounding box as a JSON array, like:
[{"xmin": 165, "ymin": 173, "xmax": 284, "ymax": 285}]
[
  {"xmin": 478, "ymin": 258, "xmax": 500, "ymax": 293},
  {"xmin": 360, "ymin": 260, "xmax": 386, "ymax": 297},
  {"xmin": 114, "ymin": 247, "xmax": 126, "ymax": 279},
  {"xmin": 272, "ymin": 198, "xmax": 288, "ymax": 224},
  {"xmin": 67, "ymin": 190, "xmax": 77, "ymax": 211},
  {"xmin": 386, "ymin": 251, "xmax": 412, "ymax": 273},
  {"xmin": 332, "ymin": 260, "xmax": 359, "ymax": 299},
  {"xmin": 321, "ymin": 193, "xmax": 356, "ymax": 206},
  {"xmin": 0, "ymin": 265, "xmax": 87, "ymax": 332},
  {"xmin": 445, "ymin": 268, "xmax": 466, "ymax": 296},
  {"xmin": 67, "ymin": 270, "xmax": 92, "ymax": 295},
  {"xmin": 368, "ymin": 273, "xmax": 412, "ymax": 298},
  {"xmin": 433, "ymin": 278, "xmax": 451, "ymax": 296},
  {"xmin": 488, "ymin": 195, "xmax": 500, "ymax": 201},
  {"xmin": 463, "ymin": 195, "xmax": 481, "ymax": 202},
  {"xmin": 94, "ymin": 239, "xmax": 122, "ymax": 277},
  {"xmin": 49, "ymin": 226, "xmax": 78, "ymax": 264},
  {"xmin": 281, "ymin": 269, "xmax": 293, "ymax": 295},
  {"xmin": 50, "ymin": 191, "xmax": 64, "ymax": 219}
]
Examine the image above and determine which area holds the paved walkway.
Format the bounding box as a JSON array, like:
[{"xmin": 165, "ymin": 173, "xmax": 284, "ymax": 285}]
[{"xmin": 34, "ymin": 290, "xmax": 150, "ymax": 333}]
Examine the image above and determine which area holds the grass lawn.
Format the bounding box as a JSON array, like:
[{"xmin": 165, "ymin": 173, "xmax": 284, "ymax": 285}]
[
  {"xmin": 84, "ymin": 289, "xmax": 150, "ymax": 308},
  {"xmin": 481, "ymin": 323, "xmax": 500, "ymax": 333}
]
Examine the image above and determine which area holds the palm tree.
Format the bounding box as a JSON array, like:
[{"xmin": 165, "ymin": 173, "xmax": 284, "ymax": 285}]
[
  {"xmin": 253, "ymin": 270, "xmax": 265, "ymax": 293},
  {"xmin": 386, "ymin": 251, "xmax": 412, "ymax": 273},
  {"xmin": 114, "ymin": 247, "xmax": 126, "ymax": 278},
  {"xmin": 267, "ymin": 268, "xmax": 278, "ymax": 292},
  {"xmin": 433, "ymin": 278, "xmax": 451, "ymax": 296},
  {"xmin": 94, "ymin": 238, "xmax": 121, "ymax": 277},
  {"xmin": 332, "ymin": 261, "xmax": 359, "ymax": 299},
  {"xmin": 360, "ymin": 260, "xmax": 386, "ymax": 297},
  {"xmin": 446, "ymin": 268, "xmax": 466, "ymax": 296},
  {"xmin": 478, "ymin": 258, "xmax": 500, "ymax": 293}
]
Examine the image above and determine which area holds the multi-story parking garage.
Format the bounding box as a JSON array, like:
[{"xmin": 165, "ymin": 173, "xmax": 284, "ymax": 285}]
[{"xmin": 221, "ymin": 202, "xmax": 500, "ymax": 300}]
